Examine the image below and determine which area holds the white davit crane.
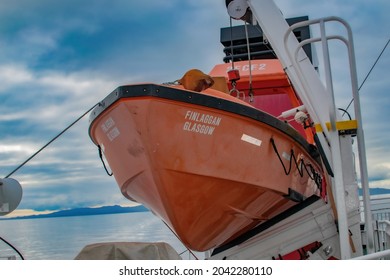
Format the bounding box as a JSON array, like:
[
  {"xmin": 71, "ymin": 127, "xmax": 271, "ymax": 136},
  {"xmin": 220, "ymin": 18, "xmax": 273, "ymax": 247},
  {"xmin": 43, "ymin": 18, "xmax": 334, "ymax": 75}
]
[{"xmin": 224, "ymin": 0, "xmax": 375, "ymax": 259}]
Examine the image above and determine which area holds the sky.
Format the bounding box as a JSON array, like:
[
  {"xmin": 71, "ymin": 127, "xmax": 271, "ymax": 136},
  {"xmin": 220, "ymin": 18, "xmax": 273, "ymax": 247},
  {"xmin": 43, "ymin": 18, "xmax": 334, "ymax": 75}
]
[{"xmin": 0, "ymin": 0, "xmax": 389, "ymax": 215}]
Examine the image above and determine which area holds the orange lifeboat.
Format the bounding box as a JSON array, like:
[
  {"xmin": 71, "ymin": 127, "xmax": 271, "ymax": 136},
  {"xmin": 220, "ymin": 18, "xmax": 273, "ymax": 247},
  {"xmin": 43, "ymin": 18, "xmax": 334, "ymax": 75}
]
[{"xmin": 89, "ymin": 63, "xmax": 325, "ymax": 251}]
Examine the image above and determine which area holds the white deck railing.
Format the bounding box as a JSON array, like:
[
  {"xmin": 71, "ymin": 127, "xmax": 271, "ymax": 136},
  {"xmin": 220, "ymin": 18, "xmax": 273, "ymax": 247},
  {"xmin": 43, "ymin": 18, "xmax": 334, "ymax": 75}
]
[
  {"xmin": 375, "ymin": 220, "xmax": 390, "ymax": 254},
  {"xmin": 358, "ymin": 219, "xmax": 390, "ymax": 260}
]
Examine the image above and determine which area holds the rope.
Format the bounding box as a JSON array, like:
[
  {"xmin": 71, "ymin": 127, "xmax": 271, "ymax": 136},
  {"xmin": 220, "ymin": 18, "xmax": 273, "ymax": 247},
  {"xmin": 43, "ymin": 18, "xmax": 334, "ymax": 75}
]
[
  {"xmin": 270, "ymin": 138, "xmax": 322, "ymax": 190},
  {"xmin": 162, "ymin": 220, "xmax": 198, "ymax": 260},
  {"xmin": 5, "ymin": 103, "xmax": 98, "ymax": 178},
  {"xmin": 0, "ymin": 236, "xmax": 24, "ymax": 260},
  {"xmin": 343, "ymin": 38, "xmax": 390, "ymax": 115},
  {"xmin": 98, "ymin": 145, "xmax": 113, "ymax": 176},
  {"xmin": 244, "ymin": 21, "xmax": 254, "ymax": 102},
  {"xmin": 270, "ymin": 138, "xmax": 293, "ymax": 175}
]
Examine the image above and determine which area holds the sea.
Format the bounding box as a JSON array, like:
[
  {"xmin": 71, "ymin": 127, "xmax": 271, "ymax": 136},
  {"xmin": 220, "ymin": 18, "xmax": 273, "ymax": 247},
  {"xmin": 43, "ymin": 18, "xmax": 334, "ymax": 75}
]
[{"xmin": 0, "ymin": 212, "xmax": 203, "ymax": 260}]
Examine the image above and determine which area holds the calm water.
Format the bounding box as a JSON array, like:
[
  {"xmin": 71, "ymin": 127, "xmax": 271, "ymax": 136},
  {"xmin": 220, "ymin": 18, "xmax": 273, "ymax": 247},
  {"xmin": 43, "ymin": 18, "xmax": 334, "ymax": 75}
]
[{"xmin": 0, "ymin": 212, "xmax": 199, "ymax": 260}]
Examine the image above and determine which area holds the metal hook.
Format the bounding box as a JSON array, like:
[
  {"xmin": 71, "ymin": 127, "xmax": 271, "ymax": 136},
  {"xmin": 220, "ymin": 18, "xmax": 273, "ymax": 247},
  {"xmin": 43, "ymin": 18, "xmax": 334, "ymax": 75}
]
[{"xmin": 229, "ymin": 88, "xmax": 245, "ymax": 100}]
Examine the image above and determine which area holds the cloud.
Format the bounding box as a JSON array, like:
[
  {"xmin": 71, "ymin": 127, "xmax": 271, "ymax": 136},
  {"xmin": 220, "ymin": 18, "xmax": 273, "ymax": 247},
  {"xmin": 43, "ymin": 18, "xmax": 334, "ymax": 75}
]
[
  {"xmin": 0, "ymin": 0, "xmax": 389, "ymax": 214},
  {"xmin": 0, "ymin": 64, "xmax": 34, "ymax": 91}
]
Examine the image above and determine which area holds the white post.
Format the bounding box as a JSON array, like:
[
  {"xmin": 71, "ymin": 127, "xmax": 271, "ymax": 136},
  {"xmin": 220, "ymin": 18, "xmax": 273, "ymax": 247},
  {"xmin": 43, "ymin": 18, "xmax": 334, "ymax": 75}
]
[
  {"xmin": 317, "ymin": 18, "xmax": 351, "ymax": 259},
  {"xmin": 343, "ymin": 18, "xmax": 375, "ymax": 254}
]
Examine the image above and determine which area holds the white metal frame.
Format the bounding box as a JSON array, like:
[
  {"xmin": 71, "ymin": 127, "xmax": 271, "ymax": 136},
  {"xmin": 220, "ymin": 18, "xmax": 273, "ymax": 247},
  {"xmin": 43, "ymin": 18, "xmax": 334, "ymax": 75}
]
[
  {"xmin": 374, "ymin": 220, "xmax": 390, "ymax": 253},
  {"xmin": 242, "ymin": 0, "xmax": 374, "ymax": 258},
  {"xmin": 209, "ymin": 199, "xmax": 341, "ymax": 260},
  {"xmin": 352, "ymin": 249, "xmax": 390, "ymax": 260},
  {"xmin": 285, "ymin": 16, "xmax": 375, "ymax": 257}
]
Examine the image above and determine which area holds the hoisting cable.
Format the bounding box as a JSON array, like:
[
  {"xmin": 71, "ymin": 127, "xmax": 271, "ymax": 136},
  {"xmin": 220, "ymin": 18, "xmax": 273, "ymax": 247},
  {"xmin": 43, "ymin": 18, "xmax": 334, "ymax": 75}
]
[
  {"xmin": 228, "ymin": 17, "xmax": 238, "ymax": 90},
  {"xmin": 343, "ymin": 38, "xmax": 389, "ymax": 115},
  {"xmin": 5, "ymin": 103, "xmax": 98, "ymax": 178},
  {"xmin": 244, "ymin": 21, "xmax": 254, "ymax": 102},
  {"xmin": 228, "ymin": 17, "xmax": 244, "ymax": 99},
  {"xmin": 229, "ymin": 17, "xmax": 235, "ymax": 69},
  {"xmin": 254, "ymin": 24, "xmax": 277, "ymax": 59}
]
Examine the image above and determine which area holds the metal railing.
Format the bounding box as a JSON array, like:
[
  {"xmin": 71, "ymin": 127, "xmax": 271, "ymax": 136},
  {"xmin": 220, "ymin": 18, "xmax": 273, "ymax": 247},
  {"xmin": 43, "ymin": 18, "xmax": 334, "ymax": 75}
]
[
  {"xmin": 374, "ymin": 220, "xmax": 390, "ymax": 254},
  {"xmin": 358, "ymin": 219, "xmax": 390, "ymax": 259},
  {"xmin": 0, "ymin": 255, "xmax": 16, "ymax": 260},
  {"xmin": 352, "ymin": 249, "xmax": 390, "ymax": 260}
]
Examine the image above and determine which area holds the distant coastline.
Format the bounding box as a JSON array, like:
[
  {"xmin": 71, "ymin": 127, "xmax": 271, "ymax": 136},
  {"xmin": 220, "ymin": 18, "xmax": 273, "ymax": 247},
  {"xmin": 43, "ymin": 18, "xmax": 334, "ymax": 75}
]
[
  {"xmin": 2, "ymin": 188, "xmax": 390, "ymax": 221},
  {"xmin": 358, "ymin": 187, "xmax": 390, "ymax": 196},
  {"xmin": 0, "ymin": 205, "xmax": 149, "ymax": 220}
]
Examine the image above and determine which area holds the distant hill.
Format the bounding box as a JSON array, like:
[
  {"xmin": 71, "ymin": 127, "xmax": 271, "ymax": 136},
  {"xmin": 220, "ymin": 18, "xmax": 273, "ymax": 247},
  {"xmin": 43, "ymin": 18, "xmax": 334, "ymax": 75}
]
[
  {"xmin": 1, "ymin": 205, "xmax": 149, "ymax": 220},
  {"xmin": 3, "ymin": 188, "xmax": 389, "ymax": 220}
]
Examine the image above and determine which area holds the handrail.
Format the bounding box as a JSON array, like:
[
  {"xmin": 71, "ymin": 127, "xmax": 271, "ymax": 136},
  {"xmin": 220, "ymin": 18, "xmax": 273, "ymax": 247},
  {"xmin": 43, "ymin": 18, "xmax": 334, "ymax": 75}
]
[
  {"xmin": 352, "ymin": 249, "xmax": 390, "ymax": 260},
  {"xmin": 376, "ymin": 220, "xmax": 390, "ymax": 252},
  {"xmin": 284, "ymin": 16, "xmax": 374, "ymax": 258}
]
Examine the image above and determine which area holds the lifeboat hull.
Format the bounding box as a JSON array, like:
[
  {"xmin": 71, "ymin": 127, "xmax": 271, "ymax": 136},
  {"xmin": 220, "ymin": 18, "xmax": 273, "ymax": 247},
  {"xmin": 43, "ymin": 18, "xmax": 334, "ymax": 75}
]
[{"xmin": 89, "ymin": 84, "xmax": 323, "ymax": 251}]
